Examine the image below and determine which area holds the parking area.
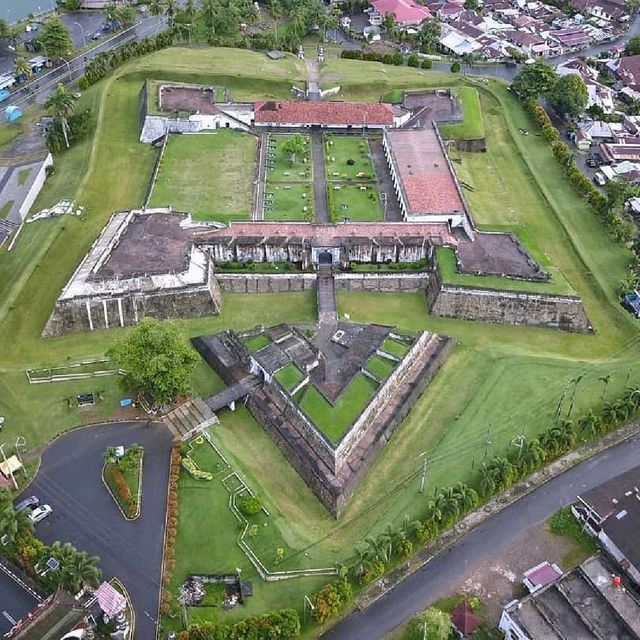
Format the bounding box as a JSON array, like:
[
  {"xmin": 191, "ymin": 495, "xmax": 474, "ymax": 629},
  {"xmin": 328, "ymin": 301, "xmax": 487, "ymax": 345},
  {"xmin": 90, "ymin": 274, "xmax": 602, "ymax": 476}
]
[{"xmin": 21, "ymin": 421, "xmax": 173, "ymax": 640}]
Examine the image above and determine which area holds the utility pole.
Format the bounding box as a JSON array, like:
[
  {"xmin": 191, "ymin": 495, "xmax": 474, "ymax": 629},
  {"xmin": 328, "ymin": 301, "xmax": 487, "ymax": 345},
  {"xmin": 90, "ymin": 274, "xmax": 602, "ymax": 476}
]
[
  {"xmin": 418, "ymin": 452, "xmax": 428, "ymax": 494},
  {"xmin": 482, "ymin": 424, "xmax": 492, "ymax": 463},
  {"xmin": 0, "ymin": 443, "xmax": 18, "ymax": 490},
  {"xmin": 511, "ymin": 425, "xmax": 526, "ymax": 458}
]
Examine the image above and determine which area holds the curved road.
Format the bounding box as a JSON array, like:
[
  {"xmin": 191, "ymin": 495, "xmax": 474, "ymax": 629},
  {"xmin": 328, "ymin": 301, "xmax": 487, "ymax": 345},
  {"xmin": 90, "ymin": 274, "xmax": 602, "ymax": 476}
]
[
  {"xmin": 325, "ymin": 431, "xmax": 640, "ymax": 639},
  {"xmin": 23, "ymin": 421, "xmax": 172, "ymax": 640}
]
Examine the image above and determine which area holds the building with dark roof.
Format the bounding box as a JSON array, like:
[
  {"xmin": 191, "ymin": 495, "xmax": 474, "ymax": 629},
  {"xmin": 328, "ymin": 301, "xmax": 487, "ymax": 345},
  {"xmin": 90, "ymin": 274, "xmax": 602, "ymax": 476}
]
[
  {"xmin": 574, "ymin": 465, "xmax": 640, "ymax": 585},
  {"xmin": 499, "ymin": 555, "xmax": 640, "ymax": 640}
]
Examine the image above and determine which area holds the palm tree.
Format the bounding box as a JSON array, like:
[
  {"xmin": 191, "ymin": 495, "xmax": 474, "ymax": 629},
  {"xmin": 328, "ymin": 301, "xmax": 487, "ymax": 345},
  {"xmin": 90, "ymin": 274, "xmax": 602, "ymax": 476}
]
[
  {"xmin": 365, "ymin": 535, "xmax": 385, "ymax": 563},
  {"xmin": 45, "ymin": 83, "xmax": 76, "ymax": 149},
  {"xmin": 438, "ymin": 486, "xmax": 461, "ymax": 522},
  {"xmin": 478, "ymin": 464, "xmax": 495, "ymax": 497},
  {"xmin": 516, "ymin": 439, "xmax": 546, "ymax": 474},
  {"xmin": 378, "ymin": 524, "xmax": 396, "ymax": 563},
  {"xmin": 14, "ymin": 57, "xmax": 32, "ymax": 82},
  {"xmin": 539, "ymin": 427, "xmax": 563, "ymax": 456},
  {"xmin": 557, "ymin": 419, "xmax": 577, "ymax": 449},
  {"xmin": 63, "ymin": 550, "xmax": 101, "ymax": 592},
  {"xmin": 601, "ymin": 401, "xmax": 620, "ymax": 428},
  {"xmin": 0, "ymin": 504, "xmax": 33, "ymax": 543},
  {"xmin": 578, "ymin": 410, "xmax": 600, "ymax": 438},
  {"xmin": 148, "ymin": 0, "xmax": 166, "ymax": 16},
  {"xmin": 452, "ymin": 481, "xmax": 479, "ymax": 511},
  {"xmin": 425, "ymin": 499, "xmax": 443, "ymax": 525},
  {"xmin": 599, "ymin": 374, "xmax": 612, "ymax": 400},
  {"xmin": 103, "ymin": 446, "xmax": 119, "ymax": 466},
  {"xmin": 487, "ymin": 456, "xmax": 514, "ymax": 490}
]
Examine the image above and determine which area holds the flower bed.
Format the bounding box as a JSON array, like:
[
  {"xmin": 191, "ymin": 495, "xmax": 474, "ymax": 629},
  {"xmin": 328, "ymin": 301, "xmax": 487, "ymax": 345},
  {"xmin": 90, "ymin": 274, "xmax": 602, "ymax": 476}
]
[{"xmin": 103, "ymin": 447, "xmax": 144, "ymax": 520}]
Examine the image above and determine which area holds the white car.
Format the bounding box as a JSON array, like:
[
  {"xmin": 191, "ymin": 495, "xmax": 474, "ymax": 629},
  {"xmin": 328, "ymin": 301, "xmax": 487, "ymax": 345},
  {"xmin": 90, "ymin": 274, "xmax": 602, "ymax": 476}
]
[{"xmin": 29, "ymin": 504, "xmax": 52, "ymax": 523}]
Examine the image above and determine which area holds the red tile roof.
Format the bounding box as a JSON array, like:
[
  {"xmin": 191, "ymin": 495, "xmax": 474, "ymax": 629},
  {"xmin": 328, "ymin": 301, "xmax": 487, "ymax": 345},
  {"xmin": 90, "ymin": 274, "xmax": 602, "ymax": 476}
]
[
  {"xmin": 450, "ymin": 601, "xmax": 482, "ymax": 636},
  {"xmin": 386, "ymin": 128, "xmax": 465, "ymax": 216},
  {"xmin": 371, "ymin": 0, "xmax": 432, "ymax": 23},
  {"xmin": 254, "ymin": 101, "xmax": 395, "ymax": 126}
]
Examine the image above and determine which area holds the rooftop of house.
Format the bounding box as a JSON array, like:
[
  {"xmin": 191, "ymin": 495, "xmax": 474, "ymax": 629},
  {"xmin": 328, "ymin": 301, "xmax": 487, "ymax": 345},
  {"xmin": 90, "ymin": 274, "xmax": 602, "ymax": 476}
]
[
  {"xmin": 253, "ymin": 100, "xmax": 396, "ymax": 126},
  {"xmin": 370, "ymin": 0, "xmax": 433, "ymax": 22},
  {"xmin": 505, "ymin": 555, "xmax": 640, "ymax": 640},
  {"xmin": 616, "ymin": 54, "xmax": 640, "ymax": 86},
  {"xmin": 385, "ymin": 127, "xmax": 465, "ymax": 217}
]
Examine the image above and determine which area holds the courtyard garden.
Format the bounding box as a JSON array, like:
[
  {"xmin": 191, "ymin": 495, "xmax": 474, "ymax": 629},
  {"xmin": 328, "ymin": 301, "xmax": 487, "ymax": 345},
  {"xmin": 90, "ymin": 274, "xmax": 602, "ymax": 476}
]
[
  {"xmin": 0, "ymin": 47, "xmax": 639, "ymax": 637},
  {"xmin": 274, "ymin": 362, "xmax": 305, "ymax": 392},
  {"xmin": 102, "ymin": 444, "xmax": 144, "ymax": 519},
  {"xmin": 263, "ymin": 133, "xmax": 313, "ymax": 221},
  {"xmin": 324, "ymin": 135, "xmax": 376, "ymax": 181},
  {"xmin": 149, "ymin": 130, "xmax": 256, "ymax": 223},
  {"xmin": 327, "ymin": 183, "xmax": 383, "ymax": 223}
]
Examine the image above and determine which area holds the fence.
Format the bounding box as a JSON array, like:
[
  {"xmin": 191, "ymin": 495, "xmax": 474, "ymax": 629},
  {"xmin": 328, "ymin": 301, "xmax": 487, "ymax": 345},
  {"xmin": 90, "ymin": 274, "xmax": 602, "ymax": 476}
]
[{"xmin": 26, "ymin": 359, "xmax": 124, "ymax": 384}]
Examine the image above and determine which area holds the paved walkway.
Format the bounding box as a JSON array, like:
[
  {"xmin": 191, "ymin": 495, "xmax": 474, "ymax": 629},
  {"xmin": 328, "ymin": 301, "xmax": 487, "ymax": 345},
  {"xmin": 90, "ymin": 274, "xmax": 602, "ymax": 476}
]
[
  {"xmin": 311, "ymin": 132, "xmax": 330, "ymax": 223},
  {"xmin": 369, "ymin": 138, "xmax": 403, "ymax": 222},
  {"xmin": 306, "ymin": 58, "xmax": 321, "ymax": 102}
]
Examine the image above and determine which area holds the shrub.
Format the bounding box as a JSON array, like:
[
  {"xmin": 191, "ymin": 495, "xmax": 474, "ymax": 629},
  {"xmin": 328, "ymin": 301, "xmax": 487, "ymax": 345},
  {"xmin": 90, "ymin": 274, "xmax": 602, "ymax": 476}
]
[
  {"xmin": 181, "ymin": 456, "xmax": 213, "ymax": 480},
  {"xmin": 422, "ymin": 58, "xmax": 433, "ymax": 69},
  {"xmin": 407, "ymin": 54, "xmax": 420, "ymax": 67},
  {"xmin": 312, "ymin": 580, "xmax": 353, "ymax": 623},
  {"xmin": 392, "ymin": 52, "xmax": 404, "ymax": 65},
  {"xmin": 450, "ymin": 61, "xmax": 461, "ymax": 73},
  {"xmin": 238, "ymin": 495, "xmax": 262, "ymax": 516},
  {"xmin": 106, "ymin": 464, "xmax": 131, "ymax": 502}
]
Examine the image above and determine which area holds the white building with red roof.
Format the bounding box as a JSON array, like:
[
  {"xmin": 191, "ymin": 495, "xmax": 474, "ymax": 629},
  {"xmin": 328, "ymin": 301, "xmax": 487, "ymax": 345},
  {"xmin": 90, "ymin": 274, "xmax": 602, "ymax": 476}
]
[
  {"xmin": 253, "ymin": 101, "xmax": 409, "ymax": 129},
  {"xmin": 383, "ymin": 127, "xmax": 470, "ymax": 231},
  {"xmin": 369, "ymin": 0, "xmax": 433, "ymax": 27}
]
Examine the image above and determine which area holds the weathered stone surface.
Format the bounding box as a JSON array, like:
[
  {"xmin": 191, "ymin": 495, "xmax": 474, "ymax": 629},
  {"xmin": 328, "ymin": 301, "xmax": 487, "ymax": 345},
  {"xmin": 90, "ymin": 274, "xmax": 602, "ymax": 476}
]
[{"xmin": 429, "ymin": 285, "xmax": 591, "ymax": 332}]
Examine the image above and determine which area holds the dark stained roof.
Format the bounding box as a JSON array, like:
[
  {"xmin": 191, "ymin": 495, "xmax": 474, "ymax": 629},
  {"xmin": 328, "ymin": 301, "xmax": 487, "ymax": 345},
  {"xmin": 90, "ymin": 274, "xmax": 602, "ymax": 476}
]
[{"xmin": 450, "ymin": 601, "xmax": 482, "ymax": 635}]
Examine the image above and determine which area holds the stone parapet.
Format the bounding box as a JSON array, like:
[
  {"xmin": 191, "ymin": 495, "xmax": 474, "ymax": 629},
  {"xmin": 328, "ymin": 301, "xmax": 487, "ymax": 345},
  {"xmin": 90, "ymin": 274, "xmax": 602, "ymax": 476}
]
[
  {"xmin": 214, "ymin": 273, "xmax": 317, "ymax": 294},
  {"xmin": 428, "ymin": 285, "xmax": 591, "ymax": 332},
  {"xmin": 334, "ymin": 272, "xmax": 430, "ymax": 293}
]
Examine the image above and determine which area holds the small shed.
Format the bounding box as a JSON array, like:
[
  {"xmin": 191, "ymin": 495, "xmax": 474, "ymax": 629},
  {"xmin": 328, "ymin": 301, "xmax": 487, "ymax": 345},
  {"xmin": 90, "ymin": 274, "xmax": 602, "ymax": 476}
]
[
  {"xmin": 0, "ymin": 454, "xmax": 23, "ymax": 478},
  {"xmin": 5, "ymin": 105, "xmax": 22, "ymax": 122},
  {"xmin": 450, "ymin": 601, "xmax": 482, "ymax": 638},
  {"xmin": 95, "ymin": 581, "xmax": 127, "ymax": 617}
]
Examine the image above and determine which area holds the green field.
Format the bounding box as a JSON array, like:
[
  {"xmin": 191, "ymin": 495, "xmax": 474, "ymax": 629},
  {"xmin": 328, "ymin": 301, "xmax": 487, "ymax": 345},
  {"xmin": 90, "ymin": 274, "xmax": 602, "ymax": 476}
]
[
  {"xmin": 299, "ymin": 374, "xmax": 379, "ymax": 443},
  {"xmin": 265, "ymin": 134, "xmax": 311, "ymax": 182},
  {"xmin": 264, "ymin": 182, "xmax": 313, "ymax": 221},
  {"xmin": 325, "ymin": 135, "xmax": 376, "ymax": 181},
  {"xmin": 274, "ymin": 362, "xmax": 305, "ymax": 391},
  {"xmin": 0, "ymin": 47, "xmax": 639, "ymax": 637},
  {"xmin": 328, "ymin": 184, "xmax": 383, "ymax": 222},
  {"xmin": 365, "ymin": 354, "xmax": 396, "ymax": 380},
  {"xmin": 440, "ymin": 86, "xmax": 485, "ymax": 141},
  {"xmin": 149, "ymin": 130, "xmax": 256, "ymax": 222}
]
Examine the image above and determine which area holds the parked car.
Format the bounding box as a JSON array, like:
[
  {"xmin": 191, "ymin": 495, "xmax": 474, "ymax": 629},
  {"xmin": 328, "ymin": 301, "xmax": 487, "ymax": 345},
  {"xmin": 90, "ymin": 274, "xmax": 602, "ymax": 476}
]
[
  {"xmin": 91, "ymin": 32, "xmax": 101, "ymax": 41},
  {"xmin": 15, "ymin": 495, "xmax": 39, "ymax": 512},
  {"xmin": 29, "ymin": 504, "xmax": 52, "ymax": 523},
  {"xmin": 593, "ymin": 172, "xmax": 606, "ymax": 186}
]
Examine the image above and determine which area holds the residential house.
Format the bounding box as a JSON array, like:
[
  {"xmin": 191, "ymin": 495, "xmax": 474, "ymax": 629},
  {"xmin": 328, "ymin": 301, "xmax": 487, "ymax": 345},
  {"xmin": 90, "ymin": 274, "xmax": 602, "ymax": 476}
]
[
  {"xmin": 369, "ymin": 0, "xmax": 433, "ymax": 27},
  {"xmin": 573, "ymin": 465, "xmax": 640, "ymax": 586},
  {"xmin": 572, "ymin": 0, "xmax": 630, "ymax": 23},
  {"xmin": 550, "ymin": 26, "xmax": 591, "ymax": 52},
  {"xmin": 557, "ymin": 58, "xmax": 615, "ymax": 113},
  {"xmin": 505, "ymin": 29, "xmax": 549, "ymax": 56},
  {"xmin": 439, "ymin": 26, "xmax": 484, "ymax": 56},
  {"xmin": 575, "ymin": 120, "xmax": 614, "ymax": 150},
  {"xmin": 610, "ymin": 54, "xmax": 640, "ymax": 91}
]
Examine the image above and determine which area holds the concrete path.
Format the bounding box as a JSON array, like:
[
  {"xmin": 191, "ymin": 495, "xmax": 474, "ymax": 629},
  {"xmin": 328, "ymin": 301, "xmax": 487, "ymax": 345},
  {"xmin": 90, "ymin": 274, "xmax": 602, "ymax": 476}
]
[
  {"xmin": 311, "ymin": 132, "xmax": 329, "ymax": 223},
  {"xmin": 368, "ymin": 138, "xmax": 403, "ymax": 222},
  {"xmin": 22, "ymin": 421, "xmax": 173, "ymax": 640},
  {"xmin": 324, "ymin": 431, "xmax": 640, "ymax": 639},
  {"xmin": 306, "ymin": 58, "xmax": 321, "ymax": 102}
]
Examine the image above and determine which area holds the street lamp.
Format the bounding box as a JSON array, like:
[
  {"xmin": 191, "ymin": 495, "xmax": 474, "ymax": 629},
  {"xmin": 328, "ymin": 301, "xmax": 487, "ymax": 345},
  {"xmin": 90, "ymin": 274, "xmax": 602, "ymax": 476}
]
[
  {"xmin": 74, "ymin": 21, "xmax": 87, "ymax": 47},
  {"xmin": 36, "ymin": 39, "xmax": 48, "ymax": 64}
]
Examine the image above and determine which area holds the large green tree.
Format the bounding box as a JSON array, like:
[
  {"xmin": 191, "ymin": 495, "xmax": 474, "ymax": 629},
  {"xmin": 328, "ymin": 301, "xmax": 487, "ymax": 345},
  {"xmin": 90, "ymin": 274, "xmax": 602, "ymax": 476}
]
[
  {"xmin": 625, "ymin": 35, "xmax": 640, "ymax": 56},
  {"xmin": 416, "ymin": 18, "xmax": 440, "ymax": 53},
  {"xmin": 548, "ymin": 73, "xmax": 588, "ymax": 117},
  {"xmin": 282, "ymin": 133, "xmax": 306, "ymax": 165},
  {"xmin": 107, "ymin": 318, "xmax": 199, "ymax": 405},
  {"xmin": 407, "ymin": 608, "xmax": 453, "ymax": 640},
  {"xmin": 512, "ymin": 59, "xmax": 558, "ymax": 99},
  {"xmin": 40, "ymin": 17, "xmax": 74, "ymax": 60}
]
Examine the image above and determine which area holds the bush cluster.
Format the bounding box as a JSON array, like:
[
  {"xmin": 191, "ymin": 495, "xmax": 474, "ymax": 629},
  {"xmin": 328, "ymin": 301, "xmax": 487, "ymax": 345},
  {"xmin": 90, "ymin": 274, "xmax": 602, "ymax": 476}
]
[
  {"xmin": 312, "ymin": 580, "xmax": 353, "ymax": 624},
  {"xmin": 238, "ymin": 495, "xmax": 262, "ymax": 516},
  {"xmin": 177, "ymin": 608, "xmax": 301, "ymax": 639},
  {"xmin": 160, "ymin": 442, "xmax": 181, "ymax": 616},
  {"xmin": 340, "ymin": 50, "xmax": 404, "ymax": 65},
  {"xmin": 106, "ymin": 463, "xmax": 134, "ymax": 517}
]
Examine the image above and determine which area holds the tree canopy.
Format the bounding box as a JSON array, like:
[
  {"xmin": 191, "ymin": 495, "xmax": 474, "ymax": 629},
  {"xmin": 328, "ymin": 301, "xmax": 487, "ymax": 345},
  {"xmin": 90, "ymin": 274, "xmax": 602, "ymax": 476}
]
[
  {"xmin": 407, "ymin": 608, "xmax": 453, "ymax": 640},
  {"xmin": 416, "ymin": 18, "xmax": 440, "ymax": 53},
  {"xmin": 282, "ymin": 133, "xmax": 306, "ymax": 165},
  {"xmin": 45, "ymin": 84, "xmax": 76, "ymax": 149},
  {"xmin": 548, "ymin": 73, "xmax": 588, "ymax": 117},
  {"xmin": 512, "ymin": 59, "xmax": 558, "ymax": 99},
  {"xmin": 107, "ymin": 318, "xmax": 199, "ymax": 405},
  {"xmin": 40, "ymin": 17, "xmax": 74, "ymax": 60},
  {"xmin": 625, "ymin": 35, "xmax": 640, "ymax": 56}
]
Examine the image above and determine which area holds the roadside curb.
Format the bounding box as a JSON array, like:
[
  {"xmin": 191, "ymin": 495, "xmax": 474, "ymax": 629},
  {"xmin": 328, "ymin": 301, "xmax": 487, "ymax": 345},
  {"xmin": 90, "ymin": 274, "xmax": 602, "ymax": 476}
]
[{"xmin": 347, "ymin": 419, "xmax": 640, "ymax": 614}]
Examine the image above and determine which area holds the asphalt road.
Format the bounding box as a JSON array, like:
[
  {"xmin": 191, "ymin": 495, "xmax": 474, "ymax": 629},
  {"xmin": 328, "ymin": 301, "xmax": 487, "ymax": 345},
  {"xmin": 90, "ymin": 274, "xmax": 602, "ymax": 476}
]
[
  {"xmin": 0, "ymin": 13, "xmax": 167, "ymax": 124},
  {"xmin": 22, "ymin": 421, "xmax": 173, "ymax": 640},
  {"xmin": 0, "ymin": 561, "xmax": 41, "ymax": 636},
  {"xmin": 324, "ymin": 431, "xmax": 640, "ymax": 639}
]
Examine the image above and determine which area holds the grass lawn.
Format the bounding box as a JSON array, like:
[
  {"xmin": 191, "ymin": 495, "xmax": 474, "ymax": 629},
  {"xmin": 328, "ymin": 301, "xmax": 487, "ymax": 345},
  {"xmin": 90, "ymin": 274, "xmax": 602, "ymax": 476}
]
[
  {"xmin": 547, "ymin": 506, "xmax": 598, "ymax": 568},
  {"xmin": 440, "ymin": 86, "xmax": 484, "ymax": 141},
  {"xmin": 328, "ymin": 184, "xmax": 382, "ymax": 222},
  {"xmin": 365, "ymin": 354, "xmax": 396, "ymax": 380},
  {"xmin": 103, "ymin": 450, "xmax": 142, "ymax": 518},
  {"xmin": 437, "ymin": 247, "xmax": 575, "ymax": 296},
  {"xmin": 381, "ymin": 337, "xmax": 410, "ymax": 359},
  {"xmin": 274, "ymin": 362, "xmax": 305, "ymax": 391},
  {"xmin": 245, "ymin": 334, "xmax": 271, "ymax": 351},
  {"xmin": 265, "ymin": 134, "xmax": 311, "ymax": 182},
  {"xmin": 299, "ymin": 374, "xmax": 378, "ymax": 443},
  {"xmin": 2, "ymin": 48, "xmax": 640, "ymax": 632},
  {"xmin": 0, "ymin": 200, "xmax": 14, "ymax": 217},
  {"xmin": 264, "ymin": 182, "xmax": 313, "ymax": 221},
  {"xmin": 380, "ymin": 88, "xmax": 404, "ymax": 104},
  {"xmin": 324, "ymin": 135, "xmax": 376, "ymax": 181},
  {"xmin": 149, "ymin": 130, "xmax": 256, "ymax": 222}
]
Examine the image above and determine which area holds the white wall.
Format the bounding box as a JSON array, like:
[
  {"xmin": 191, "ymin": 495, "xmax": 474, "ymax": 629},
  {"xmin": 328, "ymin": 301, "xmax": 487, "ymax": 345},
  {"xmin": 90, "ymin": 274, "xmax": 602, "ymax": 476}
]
[{"xmin": 19, "ymin": 154, "xmax": 53, "ymax": 220}]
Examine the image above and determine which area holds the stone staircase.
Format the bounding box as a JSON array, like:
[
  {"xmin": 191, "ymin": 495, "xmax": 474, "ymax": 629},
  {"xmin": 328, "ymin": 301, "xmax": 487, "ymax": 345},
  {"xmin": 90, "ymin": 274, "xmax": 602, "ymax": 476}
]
[
  {"xmin": 163, "ymin": 397, "xmax": 219, "ymax": 441},
  {"xmin": 0, "ymin": 218, "xmax": 17, "ymax": 247}
]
